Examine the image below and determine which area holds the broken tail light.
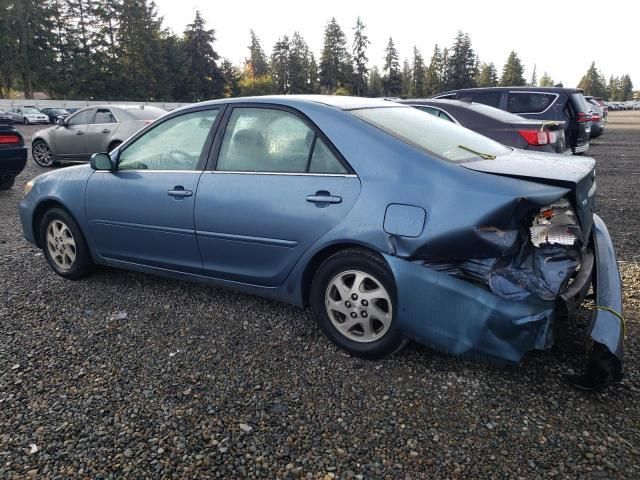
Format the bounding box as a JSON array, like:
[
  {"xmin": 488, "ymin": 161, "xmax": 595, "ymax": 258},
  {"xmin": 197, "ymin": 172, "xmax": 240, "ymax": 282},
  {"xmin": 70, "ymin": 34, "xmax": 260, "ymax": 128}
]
[{"xmin": 530, "ymin": 199, "xmax": 579, "ymax": 247}]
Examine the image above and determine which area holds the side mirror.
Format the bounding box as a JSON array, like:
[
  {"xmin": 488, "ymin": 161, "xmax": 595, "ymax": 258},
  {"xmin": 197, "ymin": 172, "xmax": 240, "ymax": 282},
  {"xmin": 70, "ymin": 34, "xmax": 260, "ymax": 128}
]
[
  {"xmin": 90, "ymin": 153, "xmax": 114, "ymax": 171},
  {"xmin": 56, "ymin": 118, "xmax": 66, "ymax": 126}
]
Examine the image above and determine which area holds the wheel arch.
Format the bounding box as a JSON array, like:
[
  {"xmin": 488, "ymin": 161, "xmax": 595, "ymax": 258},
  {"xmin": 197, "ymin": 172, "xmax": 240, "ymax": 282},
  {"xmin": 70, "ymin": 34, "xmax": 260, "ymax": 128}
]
[
  {"xmin": 300, "ymin": 242, "xmax": 388, "ymax": 307},
  {"xmin": 32, "ymin": 199, "xmax": 81, "ymax": 249}
]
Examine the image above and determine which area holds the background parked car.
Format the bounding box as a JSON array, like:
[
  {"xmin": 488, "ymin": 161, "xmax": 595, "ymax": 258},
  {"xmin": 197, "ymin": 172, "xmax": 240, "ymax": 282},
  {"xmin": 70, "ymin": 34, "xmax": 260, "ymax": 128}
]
[
  {"xmin": 31, "ymin": 104, "xmax": 166, "ymax": 167},
  {"xmin": 433, "ymin": 87, "xmax": 592, "ymax": 155},
  {"xmin": 0, "ymin": 124, "xmax": 27, "ymax": 190},
  {"xmin": 39, "ymin": 107, "xmax": 71, "ymax": 124},
  {"xmin": 399, "ymin": 98, "xmax": 567, "ymax": 153},
  {"xmin": 0, "ymin": 109, "xmax": 14, "ymax": 125},
  {"xmin": 585, "ymin": 96, "xmax": 606, "ymax": 138},
  {"xmin": 7, "ymin": 106, "xmax": 49, "ymax": 125}
]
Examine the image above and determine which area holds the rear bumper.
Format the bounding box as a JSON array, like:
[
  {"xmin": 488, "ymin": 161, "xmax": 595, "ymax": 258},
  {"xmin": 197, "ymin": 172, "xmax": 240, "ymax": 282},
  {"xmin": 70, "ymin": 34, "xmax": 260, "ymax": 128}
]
[
  {"xmin": 0, "ymin": 146, "xmax": 28, "ymax": 177},
  {"xmin": 384, "ymin": 213, "xmax": 623, "ymax": 383},
  {"xmin": 573, "ymin": 143, "xmax": 590, "ymax": 154}
]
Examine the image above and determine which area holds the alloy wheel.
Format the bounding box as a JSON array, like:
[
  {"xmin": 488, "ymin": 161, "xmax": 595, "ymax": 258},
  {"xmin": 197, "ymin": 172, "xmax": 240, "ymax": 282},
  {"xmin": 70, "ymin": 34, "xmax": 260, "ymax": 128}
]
[
  {"xmin": 324, "ymin": 269, "xmax": 393, "ymax": 343},
  {"xmin": 46, "ymin": 219, "xmax": 76, "ymax": 270},
  {"xmin": 33, "ymin": 142, "xmax": 54, "ymax": 167}
]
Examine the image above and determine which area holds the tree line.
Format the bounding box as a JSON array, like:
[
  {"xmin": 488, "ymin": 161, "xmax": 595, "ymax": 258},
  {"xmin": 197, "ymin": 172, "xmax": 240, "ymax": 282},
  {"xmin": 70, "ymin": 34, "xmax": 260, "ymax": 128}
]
[{"xmin": 0, "ymin": 0, "xmax": 635, "ymax": 102}]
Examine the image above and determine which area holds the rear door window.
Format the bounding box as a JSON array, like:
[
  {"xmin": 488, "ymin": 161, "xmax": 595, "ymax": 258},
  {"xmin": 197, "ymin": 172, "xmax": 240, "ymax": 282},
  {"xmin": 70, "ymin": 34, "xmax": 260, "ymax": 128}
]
[
  {"xmin": 93, "ymin": 109, "xmax": 118, "ymax": 124},
  {"xmin": 507, "ymin": 93, "xmax": 557, "ymax": 114},
  {"xmin": 462, "ymin": 91, "xmax": 502, "ymax": 108}
]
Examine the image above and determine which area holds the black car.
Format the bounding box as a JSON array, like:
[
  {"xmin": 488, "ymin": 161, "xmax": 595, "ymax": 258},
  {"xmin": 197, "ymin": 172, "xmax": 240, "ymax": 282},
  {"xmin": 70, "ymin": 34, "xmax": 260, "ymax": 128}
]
[
  {"xmin": 433, "ymin": 87, "xmax": 592, "ymax": 155},
  {"xmin": 39, "ymin": 107, "xmax": 70, "ymax": 124},
  {"xmin": 399, "ymin": 99, "xmax": 567, "ymax": 154},
  {"xmin": 0, "ymin": 125, "xmax": 28, "ymax": 190}
]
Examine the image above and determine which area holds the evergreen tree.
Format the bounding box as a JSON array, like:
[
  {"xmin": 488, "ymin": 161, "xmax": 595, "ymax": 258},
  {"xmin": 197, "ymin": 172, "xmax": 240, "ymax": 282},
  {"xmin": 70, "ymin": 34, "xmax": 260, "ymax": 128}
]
[
  {"xmin": 319, "ymin": 17, "xmax": 351, "ymax": 93},
  {"xmin": 221, "ymin": 58, "xmax": 241, "ymax": 98},
  {"xmin": 411, "ymin": 46, "xmax": 425, "ymax": 97},
  {"xmin": 476, "ymin": 62, "xmax": 498, "ymax": 87},
  {"xmin": 0, "ymin": 1, "xmax": 16, "ymax": 97},
  {"xmin": 352, "ymin": 17, "xmax": 369, "ymax": 96},
  {"xmin": 424, "ymin": 44, "xmax": 444, "ymax": 95},
  {"xmin": 382, "ymin": 37, "xmax": 401, "ymax": 96},
  {"xmin": 368, "ymin": 66, "xmax": 383, "ymax": 97},
  {"xmin": 500, "ymin": 51, "xmax": 526, "ymax": 86},
  {"xmin": 270, "ymin": 36, "xmax": 290, "ymax": 93},
  {"xmin": 529, "ymin": 64, "xmax": 537, "ymax": 87},
  {"xmin": 620, "ymin": 74, "xmax": 634, "ymax": 101},
  {"xmin": 539, "ymin": 72, "xmax": 554, "ymax": 87},
  {"xmin": 289, "ymin": 32, "xmax": 316, "ymax": 94},
  {"xmin": 183, "ymin": 10, "xmax": 224, "ymax": 100},
  {"xmin": 608, "ymin": 76, "xmax": 620, "ymax": 101},
  {"xmin": 246, "ymin": 29, "xmax": 269, "ymax": 77},
  {"xmin": 577, "ymin": 62, "xmax": 607, "ymax": 98},
  {"xmin": 400, "ymin": 59, "xmax": 411, "ymax": 97},
  {"xmin": 443, "ymin": 31, "xmax": 476, "ymax": 90},
  {"xmin": 92, "ymin": 0, "xmax": 124, "ymax": 97}
]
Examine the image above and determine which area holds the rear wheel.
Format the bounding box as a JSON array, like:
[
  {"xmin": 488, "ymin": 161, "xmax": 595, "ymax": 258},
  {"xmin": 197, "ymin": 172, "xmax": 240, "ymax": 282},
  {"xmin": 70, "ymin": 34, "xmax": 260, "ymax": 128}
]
[
  {"xmin": 310, "ymin": 249, "xmax": 405, "ymax": 359},
  {"xmin": 40, "ymin": 208, "xmax": 92, "ymax": 280},
  {"xmin": 0, "ymin": 176, "xmax": 15, "ymax": 190},
  {"xmin": 23, "ymin": 117, "xmax": 29, "ymax": 125},
  {"xmin": 32, "ymin": 140, "xmax": 54, "ymax": 167}
]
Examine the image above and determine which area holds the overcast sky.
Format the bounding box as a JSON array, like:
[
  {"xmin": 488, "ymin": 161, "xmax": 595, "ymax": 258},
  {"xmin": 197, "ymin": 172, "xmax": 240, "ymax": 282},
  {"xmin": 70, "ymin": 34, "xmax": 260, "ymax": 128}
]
[{"xmin": 154, "ymin": 0, "xmax": 636, "ymax": 88}]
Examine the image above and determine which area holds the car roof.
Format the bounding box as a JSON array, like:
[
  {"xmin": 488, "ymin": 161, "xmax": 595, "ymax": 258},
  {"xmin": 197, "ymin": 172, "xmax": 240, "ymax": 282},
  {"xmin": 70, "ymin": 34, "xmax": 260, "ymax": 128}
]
[
  {"xmin": 182, "ymin": 95, "xmax": 403, "ymax": 111},
  {"xmin": 436, "ymin": 86, "xmax": 583, "ymax": 95}
]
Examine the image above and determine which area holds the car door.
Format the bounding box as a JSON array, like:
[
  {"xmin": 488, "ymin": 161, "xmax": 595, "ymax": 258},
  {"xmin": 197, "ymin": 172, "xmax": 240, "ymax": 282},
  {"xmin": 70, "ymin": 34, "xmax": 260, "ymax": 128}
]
[
  {"xmin": 85, "ymin": 106, "xmax": 222, "ymax": 273},
  {"xmin": 194, "ymin": 105, "xmax": 361, "ymax": 286},
  {"xmin": 85, "ymin": 108, "xmax": 119, "ymax": 154},
  {"xmin": 53, "ymin": 108, "xmax": 94, "ymax": 159}
]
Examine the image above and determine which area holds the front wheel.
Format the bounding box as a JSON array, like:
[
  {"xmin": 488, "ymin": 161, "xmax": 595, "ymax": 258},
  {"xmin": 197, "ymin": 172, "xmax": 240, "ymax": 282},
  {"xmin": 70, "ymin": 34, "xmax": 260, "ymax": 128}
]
[
  {"xmin": 40, "ymin": 208, "xmax": 92, "ymax": 280},
  {"xmin": 32, "ymin": 140, "xmax": 54, "ymax": 167},
  {"xmin": 310, "ymin": 249, "xmax": 405, "ymax": 359},
  {"xmin": 23, "ymin": 118, "xmax": 29, "ymax": 125}
]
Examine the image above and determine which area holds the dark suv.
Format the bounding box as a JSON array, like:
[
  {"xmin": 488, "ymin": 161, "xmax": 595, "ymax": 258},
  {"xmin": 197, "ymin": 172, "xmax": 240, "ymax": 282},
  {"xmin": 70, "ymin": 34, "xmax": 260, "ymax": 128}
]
[{"xmin": 433, "ymin": 87, "xmax": 592, "ymax": 154}]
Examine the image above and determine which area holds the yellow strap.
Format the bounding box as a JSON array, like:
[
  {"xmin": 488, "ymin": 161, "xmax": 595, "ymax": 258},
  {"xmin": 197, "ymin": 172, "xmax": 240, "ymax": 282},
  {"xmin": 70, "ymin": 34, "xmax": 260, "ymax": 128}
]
[{"xmin": 594, "ymin": 305, "xmax": 626, "ymax": 336}]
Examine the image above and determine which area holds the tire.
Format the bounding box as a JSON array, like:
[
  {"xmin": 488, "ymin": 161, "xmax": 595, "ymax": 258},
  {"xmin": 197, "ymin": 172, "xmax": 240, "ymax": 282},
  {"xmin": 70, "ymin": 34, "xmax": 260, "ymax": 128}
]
[
  {"xmin": 39, "ymin": 207, "xmax": 92, "ymax": 280},
  {"xmin": 108, "ymin": 141, "xmax": 122, "ymax": 153},
  {"xmin": 0, "ymin": 176, "xmax": 15, "ymax": 190},
  {"xmin": 310, "ymin": 248, "xmax": 405, "ymax": 359},
  {"xmin": 32, "ymin": 140, "xmax": 55, "ymax": 167},
  {"xmin": 23, "ymin": 117, "xmax": 29, "ymax": 125}
]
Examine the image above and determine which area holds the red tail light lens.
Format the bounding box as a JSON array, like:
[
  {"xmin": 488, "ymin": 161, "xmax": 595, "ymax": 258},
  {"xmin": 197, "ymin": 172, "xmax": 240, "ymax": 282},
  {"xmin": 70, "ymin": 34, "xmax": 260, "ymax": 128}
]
[
  {"xmin": 0, "ymin": 134, "xmax": 20, "ymax": 144},
  {"xmin": 576, "ymin": 112, "xmax": 591, "ymax": 123},
  {"xmin": 518, "ymin": 130, "xmax": 549, "ymax": 145},
  {"xmin": 591, "ymin": 114, "xmax": 600, "ymax": 122}
]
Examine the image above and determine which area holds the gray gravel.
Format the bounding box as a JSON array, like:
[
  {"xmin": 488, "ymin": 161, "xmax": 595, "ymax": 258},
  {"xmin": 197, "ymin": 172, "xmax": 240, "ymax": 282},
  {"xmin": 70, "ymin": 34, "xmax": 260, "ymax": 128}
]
[{"xmin": 1, "ymin": 116, "xmax": 639, "ymax": 479}]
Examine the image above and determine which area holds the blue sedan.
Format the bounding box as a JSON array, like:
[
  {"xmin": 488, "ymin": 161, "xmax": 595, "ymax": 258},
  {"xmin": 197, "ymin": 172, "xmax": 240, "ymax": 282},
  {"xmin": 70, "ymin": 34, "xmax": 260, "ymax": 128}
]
[{"xmin": 20, "ymin": 96, "xmax": 623, "ymax": 389}]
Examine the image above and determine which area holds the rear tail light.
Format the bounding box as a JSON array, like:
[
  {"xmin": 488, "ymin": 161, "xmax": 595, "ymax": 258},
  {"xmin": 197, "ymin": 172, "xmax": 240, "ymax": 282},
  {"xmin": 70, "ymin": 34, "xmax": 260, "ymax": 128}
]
[
  {"xmin": 0, "ymin": 133, "xmax": 20, "ymax": 145},
  {"xmin": 576, "ymin": 112, "xmax": 591, "ymax": 123},
  {"xmin": 591, "ymin": 114, "xmax": 600, "ymax": 122},
  {"xmin": 518, "ymin": 130, "xmax": 551, "ymax": 145}
]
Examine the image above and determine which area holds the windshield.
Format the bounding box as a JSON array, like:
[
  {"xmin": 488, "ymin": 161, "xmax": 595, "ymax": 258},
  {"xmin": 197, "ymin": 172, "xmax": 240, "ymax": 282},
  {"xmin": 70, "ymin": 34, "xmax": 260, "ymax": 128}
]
[
  {"xmin": 351, "ymin": 106, "xmax": 510, "ymax": 162},
  {"xmin": 23, "ymin": 108, "xmax": 41, "ymax": 114}
]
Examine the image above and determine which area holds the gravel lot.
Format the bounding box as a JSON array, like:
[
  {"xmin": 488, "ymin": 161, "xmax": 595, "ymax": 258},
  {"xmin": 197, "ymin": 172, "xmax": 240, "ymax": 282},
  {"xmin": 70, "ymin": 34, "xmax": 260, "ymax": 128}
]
[{"xmin": 1, "ymin": 113, "xmax": 639, "ymax": 479}]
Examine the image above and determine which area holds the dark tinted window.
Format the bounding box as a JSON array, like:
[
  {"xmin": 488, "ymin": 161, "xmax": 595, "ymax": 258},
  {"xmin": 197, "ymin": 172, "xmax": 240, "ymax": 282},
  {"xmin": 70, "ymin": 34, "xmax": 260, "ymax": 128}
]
[
  {"xmin": 466, "ymin": 102, "xmax": 528, "ymax": 122},
  {"xmin": 462, "ymin": 91, "xmax": 502, "ymax": 108},
  {"xmin": 93, "ymin": 109, "xmax": 117, "ymax": 124},
  {"xmin": 434, "ymin": 93, "xmax": 456, "ymax": 100},
  {"xmin": 570, "ymin": 93, "xmax": 591, "ymax": 113},
  {"xmin": 415, "ymin": 106, "xmax": 440, "ymax": 117},
  {"xmin": 68, "ymin": 109, "xmax": 94, "ymax": 126},
  {"xmin": 507, "ymin": 93, "xmax": 557, "ymax": 113}
]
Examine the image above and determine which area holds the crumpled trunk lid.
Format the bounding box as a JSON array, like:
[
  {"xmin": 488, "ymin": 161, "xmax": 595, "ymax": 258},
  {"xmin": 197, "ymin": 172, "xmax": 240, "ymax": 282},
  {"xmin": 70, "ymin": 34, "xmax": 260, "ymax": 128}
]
[{"xmin": 461, "ymin": 150, "xmax": 596, "ymax": 239}]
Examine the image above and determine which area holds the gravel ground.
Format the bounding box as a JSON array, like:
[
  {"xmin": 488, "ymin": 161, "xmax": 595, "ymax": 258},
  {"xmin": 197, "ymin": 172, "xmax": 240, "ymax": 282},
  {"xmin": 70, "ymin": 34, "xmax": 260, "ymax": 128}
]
[{"xmin": 1, "ymin": 113, "xmax": 639, "ymax": 479}]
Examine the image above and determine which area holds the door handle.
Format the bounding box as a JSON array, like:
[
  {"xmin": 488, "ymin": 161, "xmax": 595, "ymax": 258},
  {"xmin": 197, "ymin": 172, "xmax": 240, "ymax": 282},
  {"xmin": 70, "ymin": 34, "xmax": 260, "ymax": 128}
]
[
  {"xmin": 76, "ymin": 131, "xmax": 84, "ymax": 135},
  {"xmin": 167, "ymin": 186, "xmax": 193, "ymax": 198},
  {"xmin": 102, "ymin": 129, "xmax": 110, "ymax": 134},
  {"xmin": 306, "ymin": 191, "xmax": 342, "ymax": 206}
]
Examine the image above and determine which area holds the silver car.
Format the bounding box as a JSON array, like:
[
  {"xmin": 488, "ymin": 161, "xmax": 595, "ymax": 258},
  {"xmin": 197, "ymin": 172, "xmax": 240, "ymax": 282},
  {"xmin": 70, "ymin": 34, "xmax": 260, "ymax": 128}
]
[
  {"xmin": 8, "ymin": 107, "xmax": 49, "ymax": 125},
  {"xmin": 31, "ymin": 105, "xmax": 166, "ymax": 167}
]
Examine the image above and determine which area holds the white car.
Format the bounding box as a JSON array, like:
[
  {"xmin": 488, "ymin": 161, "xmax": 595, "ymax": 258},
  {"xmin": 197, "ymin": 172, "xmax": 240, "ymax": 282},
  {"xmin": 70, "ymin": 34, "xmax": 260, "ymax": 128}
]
[{"xmin": 8, "ymin": 107, "xmax": 49, "ymax": 125}]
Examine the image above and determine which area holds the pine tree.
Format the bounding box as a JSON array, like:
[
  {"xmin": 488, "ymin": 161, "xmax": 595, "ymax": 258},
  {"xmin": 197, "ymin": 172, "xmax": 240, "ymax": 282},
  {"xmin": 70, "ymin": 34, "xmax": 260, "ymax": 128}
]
[
  {"xmin": 411, "ymin": 46, "xmax": 425, "ymax": 97},
  {"xmin": 443, "ymin": 31, "xmax": 476, "ymax": 90},
  {"xmin": 382, "ymin": 37, "xmax": 401, "ymax": 96},
  {"xmin": 476, "ymin": 62, "xmax": 498, "ymax": 87},
  {"xmin": 246, "ymin": 29, "xmax": 269, "ymax": 77},
  {"xmin": 577, "ymin": 62, "xmax": 607, "ymax": 98},
  {"xmin": 270, "ymin": 36, "xmax": 290, "ymax": 94},
  {"xmin": 352, "ymin": 17, "xmax": 369, "ymax": 96},
  {"xmin": 424, "ymin": 44, "xmax": 444, "ymax": 95},
  {"xmin": 0, "ymin": 1, "xmax": 16, "ymax": 97},
  {"xmin": 319, "ymin": 18, "xmax": 351, "ymax": 94},
  {"xmin": 539, "ymin": 72, "xmax": 554, "ymax": 87},
  {"xmin": 500, "ymin": 51, "xmax": 526, "ymax": 86},
  {"xmin": 289, "ymin": 32, "xmax": 316, "ymax": 94},
  {"xmin": 620, "ymin": 74, "xmax": 634, "ymax": 101},
  {"xmin": 183, "ymin": 10, "xmax": 224, "ymax": 100},
  {"xmin": 529, "ymin": 64, "xmax": 537, "ymax": 87},
  {"xmin": 368, "ymin": 66, "xmax": 383, "ymax": 97},
  {"xmin": 221, "ymin": 58, "xmax": 241, "ymax": 98},
  {"xmin": 400, "ymin": 59, "xmax": 411, "ymax": 97}
]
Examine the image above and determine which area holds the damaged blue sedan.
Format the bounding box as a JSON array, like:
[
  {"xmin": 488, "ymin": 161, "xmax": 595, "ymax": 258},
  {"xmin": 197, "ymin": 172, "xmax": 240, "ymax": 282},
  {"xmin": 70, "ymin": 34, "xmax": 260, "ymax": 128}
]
[{"xmin": 19, "ymin": 96, "xmax": 623, "ymax": 389}]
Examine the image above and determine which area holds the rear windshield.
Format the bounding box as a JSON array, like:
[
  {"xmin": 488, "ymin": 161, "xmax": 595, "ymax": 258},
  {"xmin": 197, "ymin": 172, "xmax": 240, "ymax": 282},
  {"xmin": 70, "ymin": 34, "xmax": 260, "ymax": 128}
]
[
  {"xmin": 571, "ymin": 93, "xmax": 591, "ymax": 113},
  {"xmin": 50, "ymin": 109, "xmax": 68, "ymax": 114},
  {"xmin": 351, "ymin": 106, "xmax": 510, "ymax": 163},
  {"xmin": 123, "ymin": 106, "xmax": 166, "ymax": 120},
  {"xmin": 465, "ymin": 102, "xmax": 527, "ymax": 122}
]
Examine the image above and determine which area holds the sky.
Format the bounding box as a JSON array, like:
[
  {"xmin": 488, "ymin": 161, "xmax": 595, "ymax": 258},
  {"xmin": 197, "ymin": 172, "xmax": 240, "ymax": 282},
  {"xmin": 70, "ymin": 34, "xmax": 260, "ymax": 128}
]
[{"xmin": 154, "ymin": 0, "xmax": 638, "ymax": 88}]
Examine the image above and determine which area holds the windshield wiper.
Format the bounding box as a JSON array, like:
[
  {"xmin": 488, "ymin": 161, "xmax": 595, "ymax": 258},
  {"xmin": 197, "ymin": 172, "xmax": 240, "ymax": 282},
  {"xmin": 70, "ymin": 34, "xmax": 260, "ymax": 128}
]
[{"xmin": 457, "ymin": 145, "xmax": 496, "ymax": 160}]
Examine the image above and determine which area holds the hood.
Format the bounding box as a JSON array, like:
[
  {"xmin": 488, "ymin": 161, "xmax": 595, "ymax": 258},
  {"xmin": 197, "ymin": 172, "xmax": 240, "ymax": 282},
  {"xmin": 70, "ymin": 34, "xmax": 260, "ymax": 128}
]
[{"xmin": 462, "ymin": 149, "xmax": 596, "ymax": 237}]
